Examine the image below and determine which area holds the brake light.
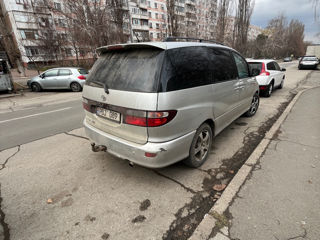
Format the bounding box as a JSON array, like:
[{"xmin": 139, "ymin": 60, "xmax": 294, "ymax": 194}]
[
  {"xmin": 260, "ymin": 63, "xmax": 270, "ymax": 76},
  {"xmin": 82, "ymin": 98, "xmax": 92, "ymax": 112},
  {"xmin": 78, "ymin": 75, "xmax": 86, "ymax": 80},
  {"xmin": 124, "ymin": 110, "xmax": 177, "ymax": 127},
  {"xmin": 124, "ymin": 115, "xmax": 147, "ymax": 126}
]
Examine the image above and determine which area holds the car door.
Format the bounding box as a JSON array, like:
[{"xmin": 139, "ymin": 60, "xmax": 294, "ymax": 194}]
[
  {"xmin": 206, "ymin": 48, "xmax": 240, "ymax": 134},
  {"xmin": 41, "ymin": 69, "xmax": 59, "ymax": 88},
  {"xmin": 266, "ymin": 62, "xmax": 278, "ymax": 85},
  {"xmin": 273, "ymin": 62, "xmax": 283, "ymax": 86},
  {"xmin": 56, "ymin": 69, "xmax": 72, "ymax": 88},
  {"xmin": 231, "ymin": 51, "xmax": 253, "ymax": 114}
]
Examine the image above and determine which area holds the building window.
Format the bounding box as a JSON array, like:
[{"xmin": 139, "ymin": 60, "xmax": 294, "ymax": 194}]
[
  {"xmin": 157, "ymin": 33, "xmax": 160, "ymax": 39},
  {"xmin": 149, "ymin": 22, "xmax": 153, "ymax": 28},
  {"xmin": 65, "ymin": 48, "xmax": 72, "ymax": 56},
  {"xmin": 162, "ymin": 14, "xmax": 165, "ymax": 20},
  {"xmin": 155, "ymin": 13, "xmax": 158, "ymax": 19},
  {"xmin": 132, "ymin": 19, "xmax": 139, "ymax": 25},
  {"xmin": 156, "ymin": 23, "xmax": 159, "ymax": 29},
  {"xmin": 154, "ymin": 2, "xmax": 157, "ymax": 8},
  {"xmin": 149, "ymin": 32, "xmax": 153, "ymax": 39},
  {"xmin": 147, "ymin": 1, "xmax": 150, "ymax": 7},
  {"xmin": 16, "ymin": 0, "xmax": 23, "ymax": 4},
  {"xmin": 25, "ymin": 47, "xmax": 39, "ymax": 57},
  {"xmin": 20, "ymin": 29, "xmax": 38, "ymax": 40},
  {"xmin": 54, "ymin": 2, "xmax": 61, "ymax": 11},
  {"xmin": 148, "ymin": 12, "xmax": 152, "ymax": 18}
]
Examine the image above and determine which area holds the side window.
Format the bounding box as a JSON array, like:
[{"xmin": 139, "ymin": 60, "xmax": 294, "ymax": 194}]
[
  {"xmin": 274, "ymin": 62, "xmax": 281, "ymax": 71},
  {"xmin": 162, "ymin": 47, "xmax": 213, "ymax": 91},
  {"xmin": 267, "ymin": 62, "xmax": 276, "ymax": 70},
  {"xmin": 231, "ymin": 52, "xmax": 249, "ymax": 79},
  {"xmin": 59, "ymin": 69, "xmax": 72, "ymax": 76},
  {"xmin": 44, "ymin": 69, "xmax": 58, "ymax": 77},
  {"xmin": 207, "ymin": 48, "xmax": 238, "ymax": 82}
]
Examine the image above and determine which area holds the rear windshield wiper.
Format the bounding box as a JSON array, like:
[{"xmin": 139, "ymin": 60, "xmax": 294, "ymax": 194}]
[{"xmin": 87, "ymin": 80, "xmax": 109, "ymax": 94}]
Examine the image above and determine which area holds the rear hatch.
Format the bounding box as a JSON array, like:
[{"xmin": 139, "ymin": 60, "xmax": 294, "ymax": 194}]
[{"xmin": 83, "ymin": 45, "xmax": 165, "ymax": 144}]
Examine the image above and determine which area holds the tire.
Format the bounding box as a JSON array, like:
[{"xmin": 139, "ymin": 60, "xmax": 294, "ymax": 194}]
[
  {"xmin": 298, "ymin": 65, "xmax": 302, "ymax": 70},
  {"xmin": 31, "ymin": 83, "xmax": 41, "ymax": 92},
  {"xmin": 183, "ymin": 123, "xmax": 213, "ymax": 168},
  {"xmin": 70, "ymin": 82, "xmax": 82, "ymax": 92},
  {"xmin": 245, "ymin": 92, "xmax": 259, "ymax": 117},
  {"xmin": 278, "ymin": 79, "xmax": 284, "ymax": 89},
  {"xmin": 264, "ymin": 82, "xmax": 273, "ymax": 97}
]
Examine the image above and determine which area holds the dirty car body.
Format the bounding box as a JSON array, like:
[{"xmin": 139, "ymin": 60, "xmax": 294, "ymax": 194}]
[{"xmin": 82, "ymin": 41, "xmax": 259, "ymax": 168}]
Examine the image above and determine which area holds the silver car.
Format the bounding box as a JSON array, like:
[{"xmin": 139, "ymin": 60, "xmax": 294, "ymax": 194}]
[
  {"xmin": 27, "ymin": 67, "xmax": 88, "ymax": 92},
  {"xmin": 82, "ymin": 40, "xmax": 259, "ymax": 168}
]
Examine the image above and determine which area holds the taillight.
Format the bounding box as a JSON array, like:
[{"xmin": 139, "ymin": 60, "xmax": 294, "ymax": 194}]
[
  {"xmin": 82, "ymin": 98, "xmax": 92, "ymax": 112},
  {"xmin": 260, "ymin": 63, "xmax": 270, "ymax": 76},
  {"xmin": 124, "ymin": 110, "xmax": 177, "ymax": 127},
  {"xmin": 78, "ymin": 75, "xmax": 86, "ymax": 80}
]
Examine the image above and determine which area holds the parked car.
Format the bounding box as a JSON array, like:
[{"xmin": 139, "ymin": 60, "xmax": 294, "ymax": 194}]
[
  {"xmin": 298, "ymin": 56, "xmax": 319, "ymax": 70},
  {"xmin": 247, "ymin": 60, "xmax": 286, "ymax": 97},
  {"xmin": 82, "ymin": 39, "xmax": 260, "ymax": 168},
  {"xmin": 283, "ymin": 57, "xmax": 292, "ymax": 62},
  {"xmin": 27, "ymin": 67, "xmax": 88, "ymax": 92}
]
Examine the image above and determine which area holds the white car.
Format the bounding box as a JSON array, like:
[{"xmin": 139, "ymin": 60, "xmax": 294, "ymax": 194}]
[
  {"xmin": 298, "ymin": 56, "xmax": 319, "ymax": 69},
  {"xmin": 248, "ymin": 60, "xmax": 286, "ymax": 97}
]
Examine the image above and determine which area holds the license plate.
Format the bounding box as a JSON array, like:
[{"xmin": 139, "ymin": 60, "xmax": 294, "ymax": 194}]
[{"xmin": 96, "ymin": 107, "xmax": 121, "ymax": 122}]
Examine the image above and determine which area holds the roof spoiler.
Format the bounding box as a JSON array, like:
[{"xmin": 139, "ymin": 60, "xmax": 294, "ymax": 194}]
[{"xmin": 96, "ymin": 43, "xmax": 166, "ymax": 55}]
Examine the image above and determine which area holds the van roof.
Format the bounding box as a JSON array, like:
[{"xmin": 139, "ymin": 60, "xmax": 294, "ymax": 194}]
[{"xmin": 96, "ymin": 41, "xmax": 233, "ymax": 54}]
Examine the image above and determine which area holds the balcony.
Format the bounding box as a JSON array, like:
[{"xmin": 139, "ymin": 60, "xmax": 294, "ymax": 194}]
[
  {"xmin": 132, "ymin": 24, "xmax": 149, "ymax": 31},
  {"xmin": 185, "ymin": 0, "xmax": 196, "ymax": 5},
  {"xmin": 138, "ymin": 0, "xmax": 148, "ymax": 9}
]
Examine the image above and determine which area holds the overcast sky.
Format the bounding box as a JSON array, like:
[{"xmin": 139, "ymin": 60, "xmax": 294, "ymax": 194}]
[{"xmin": 250, "ymin": 0, "xmax": 320, "ymax": 43}]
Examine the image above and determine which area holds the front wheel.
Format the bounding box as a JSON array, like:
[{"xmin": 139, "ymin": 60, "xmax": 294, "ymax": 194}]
[
  {"xmin": 245, "ymin": 92, "xmax": 259, "ymax": 117},
  {"xmin": 278, "ymin": 80, "xmax": 284, "ymax": 89},
  {"xmin": 31, "ymin": 83, "xmax": 41, "ymax": 92},
  {"xmin": 183, "ymin": 123, "xmax": 213, "ymax": 168}
]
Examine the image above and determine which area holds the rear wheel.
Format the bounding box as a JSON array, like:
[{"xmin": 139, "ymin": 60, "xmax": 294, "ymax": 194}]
[
  {"xmin": 70, "ymin": 82, "xmax": 82, "ymax": 92},
  {"xmin": 245, "ymin": 92, "xmax": 259, "ymax": 117},
  {"xmin": 184, "ymin": 123, "xmax": 212, "ymax": 168},
  {"xmin": 264, "ymin": 82, "xmax": 273, "ymax": 97},
  {"xmin": 31, "ymin": 83, "xmax": 41, "ymax": 92}
]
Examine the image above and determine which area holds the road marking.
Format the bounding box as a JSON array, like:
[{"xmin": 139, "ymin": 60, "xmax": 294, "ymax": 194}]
[{"xmin": 0, "ymin": 107, "xmax": 72, "ymax": 124}]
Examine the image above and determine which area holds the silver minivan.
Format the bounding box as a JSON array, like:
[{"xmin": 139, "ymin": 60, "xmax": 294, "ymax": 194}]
[{"xmin": 82, "ymin": 40, "xmax": 259, "ymax": 168}]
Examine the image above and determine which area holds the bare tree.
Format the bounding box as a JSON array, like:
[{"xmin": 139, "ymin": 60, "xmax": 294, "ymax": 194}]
[
  {"xmin": 216, "ymin": 0, "xmax": 232, "ymax": 43},
  {"xmin": 166, "ymin": 0, "xmax": 179, "ymax": 36},
  {"xmin": 233, "ymin": 0, "xmax": 255, "ymax": 54}
]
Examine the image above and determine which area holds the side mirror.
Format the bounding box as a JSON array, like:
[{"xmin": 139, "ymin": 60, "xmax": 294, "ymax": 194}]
[
  {"xmin": 251, "ymin": 68, "xmax": 260, "ymax": 77},
  {"xmin": 40, "ymin": 74, "xmax": 44, "ymax": 78},
  {"xmin": 281, "ymin": 68, "xmax": 286, "ymax": 72}
]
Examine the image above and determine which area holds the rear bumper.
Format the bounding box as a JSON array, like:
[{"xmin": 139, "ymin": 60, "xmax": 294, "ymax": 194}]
[{"xmin": 84, "ymin": 119, "xmax": 196, "ymax": 168}]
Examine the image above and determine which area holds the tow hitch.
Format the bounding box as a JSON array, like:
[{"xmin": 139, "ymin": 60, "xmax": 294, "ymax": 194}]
[{"xmin": 91, "ymin": 143, "xmax": 107, "ymax": 152}]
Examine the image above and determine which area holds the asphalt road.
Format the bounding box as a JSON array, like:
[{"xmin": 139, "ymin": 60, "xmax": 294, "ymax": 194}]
[{"xmin": 0, "ymin": 100, "xmax": 84, "ymax": 151}]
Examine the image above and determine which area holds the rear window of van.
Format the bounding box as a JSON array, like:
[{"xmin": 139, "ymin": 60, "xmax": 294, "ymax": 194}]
[{"xmin": 87, "ymin": 49, "xmax": 164, "ymax": 92}]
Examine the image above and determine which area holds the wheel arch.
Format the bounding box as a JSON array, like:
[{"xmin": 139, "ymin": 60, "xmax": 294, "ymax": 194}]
[{"xmin": 202, "ymin": 119, "xmax": 215, "ymax": 137}]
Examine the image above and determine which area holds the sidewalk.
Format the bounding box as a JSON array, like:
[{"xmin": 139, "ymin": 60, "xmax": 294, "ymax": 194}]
[{"xmin": 212, "ymin": 87, "xmax": 320, "ymax": 240}]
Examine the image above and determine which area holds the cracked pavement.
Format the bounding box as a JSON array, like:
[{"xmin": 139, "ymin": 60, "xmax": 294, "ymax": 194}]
[{"xmin": 0, "ymin": 65, "xmax": 317, "ymax": 239}]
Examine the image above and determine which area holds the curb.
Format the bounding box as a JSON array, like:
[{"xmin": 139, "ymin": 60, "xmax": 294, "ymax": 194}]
[{"xmin": 189, "ymin": 87, "xmax": 313, "ymax": 240}]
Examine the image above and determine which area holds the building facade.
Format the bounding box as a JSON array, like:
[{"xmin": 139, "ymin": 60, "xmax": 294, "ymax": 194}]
[{"xmin": 0, "ymin": 0, "xmax": 261, "ymax": 66}]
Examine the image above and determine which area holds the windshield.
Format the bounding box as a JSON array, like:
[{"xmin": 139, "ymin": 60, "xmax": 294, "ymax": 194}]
[
  {"xmin": 302, "ymin": 57, "xmax": 317, "ymax": 61},
  {"xmin": 78, "ymin": 69, "xmax": 89, "ymax": 74},
  {"xmin": 248, "ymin": 62, "xmax": 262, "ymax": 73},
  {"xmin": 86, "ymin": 49, "xmax": 164, "ymax": 92}
]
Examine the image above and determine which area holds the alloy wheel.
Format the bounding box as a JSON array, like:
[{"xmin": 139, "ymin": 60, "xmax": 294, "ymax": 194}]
[{"xmin": 194, "ymin": 130, "xmax": 210, "ymax": 162}]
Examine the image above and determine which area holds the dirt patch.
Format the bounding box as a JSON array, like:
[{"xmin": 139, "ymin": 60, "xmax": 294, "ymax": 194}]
[
  {"xmin": 139, "ymin": 199, "xmax": 151, "ymax": 211},
  {"xmin": 132, "ymin": 215, "xmax": 146, "ymax": 223}
]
